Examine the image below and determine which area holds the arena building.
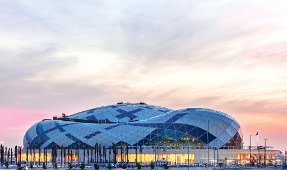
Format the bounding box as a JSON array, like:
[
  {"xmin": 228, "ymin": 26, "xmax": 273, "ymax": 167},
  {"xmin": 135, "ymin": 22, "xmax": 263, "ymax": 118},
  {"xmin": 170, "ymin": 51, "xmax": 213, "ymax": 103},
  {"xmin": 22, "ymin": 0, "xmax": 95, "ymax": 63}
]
[{"xmin": 23, "ymin": 103, "xmax": 282, "ymax": 166}]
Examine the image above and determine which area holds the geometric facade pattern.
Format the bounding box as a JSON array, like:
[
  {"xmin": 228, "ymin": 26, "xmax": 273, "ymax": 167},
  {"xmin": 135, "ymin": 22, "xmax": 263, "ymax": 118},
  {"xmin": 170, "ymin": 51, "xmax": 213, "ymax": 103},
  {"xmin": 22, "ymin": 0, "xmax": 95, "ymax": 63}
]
[{"xmin": 23, "ymin": 103, "xmax": 241, "ymax": 149}]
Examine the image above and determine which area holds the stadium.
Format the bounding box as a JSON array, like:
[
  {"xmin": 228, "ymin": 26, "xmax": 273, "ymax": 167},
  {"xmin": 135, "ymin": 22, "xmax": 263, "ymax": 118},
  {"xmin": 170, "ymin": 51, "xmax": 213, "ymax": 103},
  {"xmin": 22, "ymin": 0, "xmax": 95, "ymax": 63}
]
[{"xmin": 23, "ymin": 102, "xmax": 281, "ymax": 166}]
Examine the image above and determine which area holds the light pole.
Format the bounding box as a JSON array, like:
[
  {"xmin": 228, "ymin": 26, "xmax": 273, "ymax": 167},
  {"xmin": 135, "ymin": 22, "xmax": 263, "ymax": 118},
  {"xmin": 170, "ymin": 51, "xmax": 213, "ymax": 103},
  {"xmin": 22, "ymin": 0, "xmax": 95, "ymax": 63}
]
[
  {"xmin": 284, "ymin": 149, "xmax": 287, "ymax": 168},
  {"xmin": 213, "ymin": 147, "xmax": 216, "ymax": 170},
  {"xmin": 187, "ymin": 139, "xmax": 190, "ymax": 170},
  {"xmin": 264, "ymin": 139, "xmax": 267, "ymax": 168},
  {"xmin": 207, "ymin": 120, "xmax": 210, "ymax": 167},
  {"xmin": 250, "ymin": 133, "xmax": 258, "ymax": 169},
  {"xmin": 213, "ymin": 138, "xmax": 218, "ymax": 170},
  {"xmin": 256, "ymin": 132, "xmax": 259, "ymax": 167},
  {"xmin": 250, "ymin": 135, "xmax": 252, "ymax": 169}
]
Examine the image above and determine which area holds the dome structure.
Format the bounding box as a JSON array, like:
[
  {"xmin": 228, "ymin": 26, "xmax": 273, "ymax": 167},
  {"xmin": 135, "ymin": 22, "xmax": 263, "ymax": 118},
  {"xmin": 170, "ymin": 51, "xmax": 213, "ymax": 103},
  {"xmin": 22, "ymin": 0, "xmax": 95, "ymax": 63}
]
[{"xmin": 23, "ymin": 103, "xmax": 242, "ymax": 149}]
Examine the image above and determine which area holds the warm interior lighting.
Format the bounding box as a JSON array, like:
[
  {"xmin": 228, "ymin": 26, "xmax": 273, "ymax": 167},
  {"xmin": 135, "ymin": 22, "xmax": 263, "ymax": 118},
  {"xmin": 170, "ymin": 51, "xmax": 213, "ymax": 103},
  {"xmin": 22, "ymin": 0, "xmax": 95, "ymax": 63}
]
[{"xmin": 116, "ymin": 153, "xmax": 195, "ymax": 164}]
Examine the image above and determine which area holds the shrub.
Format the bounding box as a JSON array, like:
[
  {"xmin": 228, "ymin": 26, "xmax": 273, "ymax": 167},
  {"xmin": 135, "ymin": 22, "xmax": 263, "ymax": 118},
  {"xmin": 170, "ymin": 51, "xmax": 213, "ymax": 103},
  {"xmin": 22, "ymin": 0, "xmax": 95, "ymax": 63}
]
[
  {"xmin": 17, "ymin": 163, "xmax": 21, "ymax": 170},
  {"xmin": 94, "ymin": 163, "xmax": 100, "ymax": 170},
  {"xmin": 5, "ymin": 161, "xmax": 9, "ymax": 169},
  {"xmin": 29, "ymin": 162, "xmax": 33, "ymax": 169},
  {"xmin": 107, "ymin": 163, "xmax": 112, "ymax": 169},
  {"xmin": 150, "ymin": 161, "xmax": 155, "ymax": 170},
  {"xmin": 136, "ymin": 163, "xmax": 142, "ymax": 169},
  {"xmin": 163, "ymin": 163, "xmax": 168, "ymax": 169},
  {"xmin": 67, "ymin": 162, "xmax": 73, "ymax": 170},
  {"xmin": 54, "ymin": 162, "xmax": 58, "ymax": 169},
  {"xmin": 43, "ymin": 163, "xmax": 47, "ymax": 169},
  {"xmin": 122, "ymin": 163, "xmax": 127, "ymax": 169},
  {"xmin": 80, "ymin": 162, "xmax": 85, "ymax": 170}
]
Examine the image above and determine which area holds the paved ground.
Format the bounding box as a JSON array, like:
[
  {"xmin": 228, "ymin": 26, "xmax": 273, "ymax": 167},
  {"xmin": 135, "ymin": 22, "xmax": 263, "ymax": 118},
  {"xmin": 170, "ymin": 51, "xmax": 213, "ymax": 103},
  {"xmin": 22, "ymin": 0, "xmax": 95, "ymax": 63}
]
[{"xmin": 0, "ymin": 167, "xmax": 284, "ymax": 170}]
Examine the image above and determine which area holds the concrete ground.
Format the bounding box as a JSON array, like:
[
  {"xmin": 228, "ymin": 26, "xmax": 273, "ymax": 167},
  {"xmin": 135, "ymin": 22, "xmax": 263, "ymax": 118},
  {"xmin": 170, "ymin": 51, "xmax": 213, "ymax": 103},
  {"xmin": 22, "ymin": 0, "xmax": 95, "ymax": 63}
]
[{"xmin": 0, "ymin": 167, "xmax": 284, "ymax": 170}]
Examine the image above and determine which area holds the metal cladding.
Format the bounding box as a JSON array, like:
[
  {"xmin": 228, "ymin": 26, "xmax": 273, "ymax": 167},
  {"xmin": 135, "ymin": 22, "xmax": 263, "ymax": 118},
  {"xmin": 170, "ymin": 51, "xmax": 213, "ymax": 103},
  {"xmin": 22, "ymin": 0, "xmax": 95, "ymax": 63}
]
[{"xmin": 23, "ymin": 103, "xmax": 241, "ymax": 149}]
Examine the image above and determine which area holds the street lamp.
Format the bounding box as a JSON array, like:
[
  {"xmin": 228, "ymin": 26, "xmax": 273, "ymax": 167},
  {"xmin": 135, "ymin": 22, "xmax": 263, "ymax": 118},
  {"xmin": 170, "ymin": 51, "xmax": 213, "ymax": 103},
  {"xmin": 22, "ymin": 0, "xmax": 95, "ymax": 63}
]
[
  {"xmin": 250, "ymin": 132, "xmax": 258, "ymax": 169},
  {"xmin": 264, "ymin": 139, "xmax": 267, "ymax": 168},
  {"xmin": 284, "ymin": 149, "xmax": 287, "ymax": 168},
  {"xmin": 186, "ymin": 137, "xmax": 190, "ymax": 170},
  {"xmin": 207, "ymin": 120, "xmax": 210, "ymax": 166},
  {"xmin": 213, "ymin": 147, "xmax": 217, "ymax": 170},
  {"xmin": 256, "ymin": 132, "xmax": 259, "ymax": 167},
  {"xmin": 250, "ymin": 135, "xmax": 253, "ymax": 169}
]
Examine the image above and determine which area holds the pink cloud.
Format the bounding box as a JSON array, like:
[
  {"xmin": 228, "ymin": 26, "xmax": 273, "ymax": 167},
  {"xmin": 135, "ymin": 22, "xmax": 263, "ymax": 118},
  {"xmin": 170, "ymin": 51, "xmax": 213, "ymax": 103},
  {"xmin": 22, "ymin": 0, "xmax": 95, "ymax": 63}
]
[{"xmin": 244, "ymin": 42, "xmax": 287, "ymax": 63}]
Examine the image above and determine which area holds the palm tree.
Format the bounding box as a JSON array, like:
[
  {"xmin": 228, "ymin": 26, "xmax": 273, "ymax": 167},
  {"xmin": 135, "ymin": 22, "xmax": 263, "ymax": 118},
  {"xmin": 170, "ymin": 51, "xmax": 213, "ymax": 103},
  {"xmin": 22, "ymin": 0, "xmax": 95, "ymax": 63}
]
[
  {"xmin": 67, "ymin": 147, "xmax": 70, "ymax": 164},
  {"xmin": 26, "ymin": 147, "xmax": 28, "ymax": 162},
  {"xmin": 90, "ymin": 147, "xmax": 93, "ymax": 163},
  {"xmin": 43, "ymin": 148, "xmax": 45, "ymax": 165},
  {"xmin": 87, "ymin": 148, "xmax": 89, "ymax": 164},
  {"xmin": 60, "ymin": 147, "xmax": 63, "ymax": 167},
  {"xmin": 7, "ymin": 148, "xmax": 10, "ymax": 165},
  {"xmin": 70, "ymin": 148, "xmax": 73, "ymax": 164},
  {"xmin": 120, "ymin": 143, "xmax": 123, "ymax": 163},
  {"xmin": 29, "ymin": 147, "xmax": 32, "ymax": 163},
  {"xmin": 139, "ymin": 145, "xmax": 142, "ymax": 163},
  {"xmin": 99, "ymin": 144, "xmax": 101, "ymax": 163},
  {"xmin": 10, "ymin": 148, "xmax": 13, "ymax": 165},
  {"xmin": 33, "ymin": 148, "xmax": 35, "ymax": 165},
  {"xmin": 126, "ymin": 144, "xmax": 129, "ymax": 164},
  {"xmin": 0, "ymin": 145, "xmax": 2, "ymax": 165},
  {"xmin": 0, "ymin": 145, "xmax": 3, "ymax": 165},
  {"xmin": 4, "ymin": 147, "xmax": 7, "ymax": 163},
  {"xmin": 14, "ymin": 146, "xmax": 18, "ymax": 165},
  {"xmin": 44, "ymin": 148, "xmax": 47, "ymax": 165},
  {"xmin": 38, "ymin": 148, "xmax": 41, "ymax": 166},
  {"xmin": 83, "ymin": 146, "xmax": 86, "ymax": 163},
  {"xmin": 19, "ymin": 146, "xmax": 22, "ymax": 164},
  {"xmin": 112, "ymin": 143, "xmax": 116, "ymax": 164},
  {"xmin": 135, "ymin": 144, "xmax": 138, "ymax": 164},
  {"xmin": 94, "ymin": 144, "xmax": 97, "ymax": 163},
  {"xmin": 104, "ymin": 146, "xmax": 107, "ymax": 162},
  {"xmin": 52, "ymin": 145, "xmax": 57, "ymax": 167},
  {"xmin": 63, "ymin": 147, "xmax": 66, "ymax": 165},
  {"xmin": 96, "ymin": 143, "xmax": 99, "ymax": 163},
  {"xmin": 77, "ymin": 146, "xmax": 80, "ymax": 165},
  {"xmin": 108, "ymin": 146, "xmax": 111, "ymax": 163}
]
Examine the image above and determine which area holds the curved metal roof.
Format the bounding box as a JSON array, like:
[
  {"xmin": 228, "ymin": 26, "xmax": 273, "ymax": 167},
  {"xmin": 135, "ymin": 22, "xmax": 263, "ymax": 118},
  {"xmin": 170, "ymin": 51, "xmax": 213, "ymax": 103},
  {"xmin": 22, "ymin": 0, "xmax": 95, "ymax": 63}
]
[{"xmin": 68, "ymin": 103, "xmax": 172, "ymax": 123}]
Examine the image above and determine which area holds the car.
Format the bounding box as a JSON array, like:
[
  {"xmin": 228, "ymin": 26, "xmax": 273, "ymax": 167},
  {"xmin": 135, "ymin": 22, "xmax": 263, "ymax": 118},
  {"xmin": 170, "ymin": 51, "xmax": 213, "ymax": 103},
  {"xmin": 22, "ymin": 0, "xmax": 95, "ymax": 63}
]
[
  {"xmin": 9, "ymin": 164, "xmax": 17, "ymax": 168},
  {"xmin": 193, "ymin": 163, "xmax": 203, "ymax": 167},
  {"xmin": 46, "ymin": 163, "xmax": 53, "ymax": 168},
  {"xmin": 85, "ymin": 165, "xmax": 93, "ymax": 169}
]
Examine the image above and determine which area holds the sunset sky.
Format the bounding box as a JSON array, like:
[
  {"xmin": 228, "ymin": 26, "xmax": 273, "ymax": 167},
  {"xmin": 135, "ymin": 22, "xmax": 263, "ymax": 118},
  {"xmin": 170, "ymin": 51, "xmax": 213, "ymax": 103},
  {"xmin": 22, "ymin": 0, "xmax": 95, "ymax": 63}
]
[{"xmin": 0, "ymin": 0, "xmax": 287, "ymax": 151}]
